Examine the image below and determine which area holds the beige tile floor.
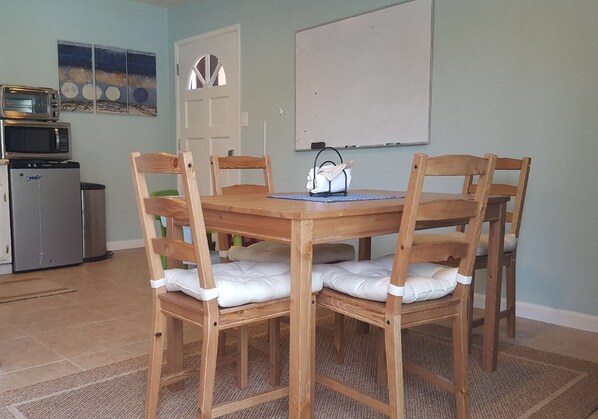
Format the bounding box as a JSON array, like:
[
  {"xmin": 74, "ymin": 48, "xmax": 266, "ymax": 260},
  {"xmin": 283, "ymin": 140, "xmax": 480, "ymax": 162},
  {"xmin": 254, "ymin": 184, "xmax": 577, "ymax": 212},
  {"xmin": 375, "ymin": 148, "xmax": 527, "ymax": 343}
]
[{"xmin": 0, "ymin": 248, "xmax": 597, "ymax": 417}]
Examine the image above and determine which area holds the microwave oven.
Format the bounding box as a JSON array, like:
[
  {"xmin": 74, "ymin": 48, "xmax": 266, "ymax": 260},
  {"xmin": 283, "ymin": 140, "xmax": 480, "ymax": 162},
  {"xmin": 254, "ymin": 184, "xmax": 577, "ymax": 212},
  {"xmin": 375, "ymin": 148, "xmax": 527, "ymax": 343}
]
[
  {"xmin": 0, "ymin": 85, "xmax": 60, "ymax": 121},
  {"xmin": 0, "ymin": 119, "xmax": 71, "ymax": 161}
]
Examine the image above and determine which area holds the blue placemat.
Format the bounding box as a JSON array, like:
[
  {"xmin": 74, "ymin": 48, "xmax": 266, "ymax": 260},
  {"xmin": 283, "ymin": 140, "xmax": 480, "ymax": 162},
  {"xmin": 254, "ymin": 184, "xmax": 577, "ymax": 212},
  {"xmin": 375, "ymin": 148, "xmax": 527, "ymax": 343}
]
[{"xmin": 268, "ymin": 193, "xmax": 403, "ymax": 203}]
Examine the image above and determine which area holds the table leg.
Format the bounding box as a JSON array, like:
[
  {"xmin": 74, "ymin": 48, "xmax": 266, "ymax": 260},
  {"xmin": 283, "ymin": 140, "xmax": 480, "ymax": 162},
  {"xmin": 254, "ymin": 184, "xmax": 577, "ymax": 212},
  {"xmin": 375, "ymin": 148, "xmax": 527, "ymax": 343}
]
[
  {"xmin": 356, "ymin": 237, "xmax": 373, "ymax": 333},
  {"xmin": 482, "ymin": 202, "xmax": 506, "ymax": 372},
  {"xmin": 289, "ymin": 220, "xmax": 315, "ymax": 418},
  {"xmin": 358, "ymin": 237, "xmax": 372, "ymax": 261}
]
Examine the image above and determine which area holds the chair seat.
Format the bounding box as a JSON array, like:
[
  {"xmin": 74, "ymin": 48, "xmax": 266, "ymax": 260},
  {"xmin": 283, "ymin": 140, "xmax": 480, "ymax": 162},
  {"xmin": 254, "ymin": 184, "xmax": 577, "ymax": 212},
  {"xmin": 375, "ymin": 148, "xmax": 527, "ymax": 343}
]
[
  {"xmin": 313, "ymin": 255, "xmax": 459, "ymax": 303},
  {"xmin": 413, "ymin": 231, "xmax": 518, "ymax": 256},
  {"xmin": 165, "ymin": 260, "xmax": 324, "ymax": 307},
  {"xmin": 227, "ymin": 241, "xmax": 355, "ymax": 264}
]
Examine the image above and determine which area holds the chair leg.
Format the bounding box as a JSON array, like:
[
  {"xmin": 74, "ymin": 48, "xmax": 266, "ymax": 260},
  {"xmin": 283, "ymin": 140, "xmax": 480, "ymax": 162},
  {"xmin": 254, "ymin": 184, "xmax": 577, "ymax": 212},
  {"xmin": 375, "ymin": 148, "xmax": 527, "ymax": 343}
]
[
  {"xmin": 311, "ymin": 296, "xmax": 317, "ymax": 404},
  {"xmin": 467, "ymin": 272, "xmax": 476, "ymax": 353},
  {"xmin": 268, "ymin": 318, "xmax": 281, "ymax": 386},
  {"xmin": 333, "ymin": 313, "xmax": 345, "ymax": 364},
  {"xmin": 145, "ymin": 310, "xmax": 167, "ymax": 419},
  {"xmin": 197, "ymin": 321, "xmax": 220, "ymax": 419},
  {"xmin": 505, "ymin": 255, "xmax": 517, "ymax": 337},
  {"xmin": 452, "ymin": 304, "xmax": 471, "ymax": 419},
  {"xmin": 237, "ymin": 326, "xmax": 249, "ymax": 389},
  {"xmin": 217, "ymin": 332, "xmax": 227, "ymax": 357},
  {"xmin": 166, "ymin": 317, "xmax": 184, "ymax": 392},
  {"xmin": 384, "ymin": 316, "xmax": 405, "ymax": 419},
  {"xmin": 376, "ymin": 327, "xmax": 387, "ymax": 387}
]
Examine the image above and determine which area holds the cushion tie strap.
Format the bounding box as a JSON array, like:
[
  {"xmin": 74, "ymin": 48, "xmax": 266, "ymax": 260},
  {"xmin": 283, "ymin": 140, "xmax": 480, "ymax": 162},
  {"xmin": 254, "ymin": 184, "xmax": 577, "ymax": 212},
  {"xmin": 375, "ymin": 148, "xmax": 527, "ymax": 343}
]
[
  {"xmin": 150, "ymin": 278, "xmax": 166, "ymax": 289},
  {"xmin": 456, "ymin": 274, "xmax": 472, "ymax": 285},
  {"xmin": 150, "ymin": 277, "xmax": 218, "ymax": 301},
  {"xmin": 196, "ymin": 286, "xmax": 219, "ymax": 301},
  {"xmin": 387, "ymin": 283, "xmax": 405, "ymax": 297}
]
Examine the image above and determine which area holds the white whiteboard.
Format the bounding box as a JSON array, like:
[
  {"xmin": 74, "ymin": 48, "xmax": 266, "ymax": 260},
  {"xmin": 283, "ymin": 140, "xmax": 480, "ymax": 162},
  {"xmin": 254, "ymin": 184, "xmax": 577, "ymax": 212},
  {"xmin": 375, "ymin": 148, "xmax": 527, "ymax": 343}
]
[{"xmin": 295, "ymin": 0, "xmax": 433, "ymax": 151}]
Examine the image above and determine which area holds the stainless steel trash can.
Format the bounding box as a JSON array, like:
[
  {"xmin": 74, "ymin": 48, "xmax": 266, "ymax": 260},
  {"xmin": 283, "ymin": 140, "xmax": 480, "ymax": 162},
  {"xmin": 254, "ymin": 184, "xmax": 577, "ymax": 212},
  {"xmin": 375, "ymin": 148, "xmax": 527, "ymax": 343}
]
[{"xmin": 81, "ymin": 182, "xmax": 108, "ymax": 262}]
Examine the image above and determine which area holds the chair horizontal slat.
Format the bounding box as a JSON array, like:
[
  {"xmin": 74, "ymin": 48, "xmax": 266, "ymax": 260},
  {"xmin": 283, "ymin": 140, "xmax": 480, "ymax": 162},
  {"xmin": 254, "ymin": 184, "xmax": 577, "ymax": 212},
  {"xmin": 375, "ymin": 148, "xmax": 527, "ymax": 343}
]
[
  {"xmin": 403, "ymin": 362, "xmax": 455, "ymax": 393},
  {"xmin": 488, "ymin": 183, "xmax": 518, "ymax": 196},
  {"xmin": 161, "ymin": 367, "xmax": 199, "ymax": 387},
  {"xmin": 496, "ymin": 157, "xmax": 524, "ymax": 170},
  {"xmin": 216, "ymin": 156, "xmax": 269, "ymax": 169},
  {"xmin": 211, "ymin": 387, "xmax": 289, "ymax": 418},
  {"xmin": 317, "ymin": 289, "xmax": 386, "ymax": 328},
  {"xmin": 400, "ymin": 294, "xmax": 461, "ymax": 327},
  {"xmin": 316, "ymin": 373, "xmax": 390, "ymax": 415},
  {"xmin": 425, "ymin": 155, "xmax": 490, "ymax": 176},
  {"xmin": 409, "ymin": 242, "xmax": 469, "ymax": 264},
  {"xmin": 152, "ymin": 237, "xmax": 196, "ymax": 263},
  {"xmin": 134, "ymin": 153, "xmax": 182, "ymax": 174},
  {"xmin": 219, "ymin": 299, "xmax": 291, "ymax": 329},
  {"xmin": 144, "ymin": 196, "xmax": 188, "ymax": 219},
  {"xmin": 417, "ymin": 199, "xmax": 478, "ymax": 222},
  {"xmin": 469, "ymin": 183, "xmax": 517, "ymax": 197}
]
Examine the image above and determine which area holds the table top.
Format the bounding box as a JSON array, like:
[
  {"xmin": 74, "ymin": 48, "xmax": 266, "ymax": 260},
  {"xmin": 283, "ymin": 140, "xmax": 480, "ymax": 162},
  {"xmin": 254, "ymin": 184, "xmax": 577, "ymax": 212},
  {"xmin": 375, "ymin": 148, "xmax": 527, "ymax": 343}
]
[
  {"xmin": 201, "ymin": 189, "xmax": 505, "ymax": 220},
  {"xmin": 199, "ymin": 189, "xmax": 508, "ymax": 245}
]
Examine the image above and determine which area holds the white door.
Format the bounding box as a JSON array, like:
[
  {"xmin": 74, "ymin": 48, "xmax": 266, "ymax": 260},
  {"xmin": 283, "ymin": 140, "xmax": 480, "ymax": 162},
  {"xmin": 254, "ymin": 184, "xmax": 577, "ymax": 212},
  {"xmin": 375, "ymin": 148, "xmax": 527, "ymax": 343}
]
[{"xmin": 175, "ymin": 25, "xmax": 240, "ymax": 195}]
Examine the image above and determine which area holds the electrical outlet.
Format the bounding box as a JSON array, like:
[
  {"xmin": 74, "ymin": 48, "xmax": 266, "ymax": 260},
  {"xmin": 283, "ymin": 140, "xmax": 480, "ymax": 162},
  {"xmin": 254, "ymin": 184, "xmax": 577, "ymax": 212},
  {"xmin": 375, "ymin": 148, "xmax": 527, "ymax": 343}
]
[{"xmin": 241, "ymin": 112, "xmax": 248, "ymax": 126}]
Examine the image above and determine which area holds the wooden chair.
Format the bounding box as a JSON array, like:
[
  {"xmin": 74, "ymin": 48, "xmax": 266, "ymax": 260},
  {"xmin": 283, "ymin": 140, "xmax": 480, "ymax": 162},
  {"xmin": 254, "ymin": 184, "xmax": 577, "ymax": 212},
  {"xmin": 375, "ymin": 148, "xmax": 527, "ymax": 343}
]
[
  {"xmin": 414, "ymin": 157, "xmax": 531, "ymax": 339},
  {"xmin": 130, "ymin": 151, "xmax": 323, "ymax": 418},
  {"xmin": 210, "ymin": 154, "xmax": 355, "ymax": 367},
  {"xmin": 465, "ymin": 157, "xmax": 531, "ymax": 338},
  {"xmin": 314, "ymin": 153, "xmax": 497, "ymax": 418}
]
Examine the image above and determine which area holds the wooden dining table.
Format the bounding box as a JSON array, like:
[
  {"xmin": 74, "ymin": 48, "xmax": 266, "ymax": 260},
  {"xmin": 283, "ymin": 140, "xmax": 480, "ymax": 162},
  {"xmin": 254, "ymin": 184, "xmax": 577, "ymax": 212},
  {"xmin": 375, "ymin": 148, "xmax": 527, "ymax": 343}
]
[{"xmin": 200, "ymin": 189, "xmax": 508, "ymax": 418}]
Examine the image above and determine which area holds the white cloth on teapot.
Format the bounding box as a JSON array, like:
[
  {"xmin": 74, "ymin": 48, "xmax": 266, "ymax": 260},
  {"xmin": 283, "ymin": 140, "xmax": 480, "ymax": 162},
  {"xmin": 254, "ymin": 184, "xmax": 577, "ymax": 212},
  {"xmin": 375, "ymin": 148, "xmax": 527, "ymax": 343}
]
[{"xmin": 307, "ymin": 161, "xmax": 353, "ymax": 194}]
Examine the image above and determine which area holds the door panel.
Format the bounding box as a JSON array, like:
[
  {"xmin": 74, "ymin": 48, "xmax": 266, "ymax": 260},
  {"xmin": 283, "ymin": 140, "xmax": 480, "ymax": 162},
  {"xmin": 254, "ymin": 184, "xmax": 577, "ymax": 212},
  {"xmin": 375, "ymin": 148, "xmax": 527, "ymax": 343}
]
[{"xmin": 175, "ymin": 25, "xmax": 240, "ymax": 196}]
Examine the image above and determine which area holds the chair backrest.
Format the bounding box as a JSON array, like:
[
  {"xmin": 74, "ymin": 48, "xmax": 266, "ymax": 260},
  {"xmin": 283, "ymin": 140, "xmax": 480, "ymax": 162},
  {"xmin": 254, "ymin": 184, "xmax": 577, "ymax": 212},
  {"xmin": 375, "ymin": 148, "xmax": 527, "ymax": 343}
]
[
  {"xmin": 388, "ymin": 153, "xmax": 497, "ymax": 305},
  {"xmin": 210, "ymin": 155, "xmax": 274, "ymax": 196},
  {"xmin": 130, "ymin": 151, "xmax": 215, "ymax": 290},
  {"xmin": 462, "ymin": 157, "xmax": 531, "ymax": 238},
  {"xmin": 210, "ymin": 155, "xmax": 274, "ymax": 249}
]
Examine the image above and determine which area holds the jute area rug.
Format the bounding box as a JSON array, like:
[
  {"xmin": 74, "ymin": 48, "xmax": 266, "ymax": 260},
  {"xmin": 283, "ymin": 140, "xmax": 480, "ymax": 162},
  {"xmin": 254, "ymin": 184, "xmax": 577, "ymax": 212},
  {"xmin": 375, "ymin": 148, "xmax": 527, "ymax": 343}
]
[
  {"xmin": 0, "ymin": 277, "xmax": 76, "ymax": 303},
  {"xmin": 1, "ymin": 319, "xmax": 596, "ymax": 419}
]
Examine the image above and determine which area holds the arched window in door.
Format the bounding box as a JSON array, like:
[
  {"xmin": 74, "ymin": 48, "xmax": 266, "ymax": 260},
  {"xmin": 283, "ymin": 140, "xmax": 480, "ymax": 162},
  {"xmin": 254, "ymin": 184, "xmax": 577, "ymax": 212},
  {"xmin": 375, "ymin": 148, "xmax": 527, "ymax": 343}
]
[{"xmin": 188, "ymin": 54, "xmax": 227, "ymax": 89}]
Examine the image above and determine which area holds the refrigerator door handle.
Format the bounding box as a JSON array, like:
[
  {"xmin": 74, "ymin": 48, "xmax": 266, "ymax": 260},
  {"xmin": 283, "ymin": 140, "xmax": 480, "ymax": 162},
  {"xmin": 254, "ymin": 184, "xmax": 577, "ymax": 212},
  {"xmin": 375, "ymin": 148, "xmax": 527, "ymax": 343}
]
[{"xmin": 55, "ymin": 128, "xmax": 60, "ymax": 150}]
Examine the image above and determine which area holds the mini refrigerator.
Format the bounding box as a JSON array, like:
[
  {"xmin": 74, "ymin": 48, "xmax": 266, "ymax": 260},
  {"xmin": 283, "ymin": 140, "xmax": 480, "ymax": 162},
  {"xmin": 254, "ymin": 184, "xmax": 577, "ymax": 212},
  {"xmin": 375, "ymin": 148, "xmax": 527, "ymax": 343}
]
[{"xmin": 9, "ymin": 161, "xmax": 83, "ymax": 272}]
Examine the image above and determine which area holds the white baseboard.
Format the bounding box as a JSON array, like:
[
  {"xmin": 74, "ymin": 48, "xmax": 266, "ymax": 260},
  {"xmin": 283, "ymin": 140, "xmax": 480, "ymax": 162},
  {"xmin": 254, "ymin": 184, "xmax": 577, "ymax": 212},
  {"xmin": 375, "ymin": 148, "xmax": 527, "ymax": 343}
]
[
  {"xmin": 0, "ymin": 263, "xmax": 12, "ymax": 274},
  {"xmin": 473, "ymin": 293, "xmax": 598, "ymax": 334},
  {"xmin": 107, "ymin": 239, "xmax": 144, "ymax": 251}
]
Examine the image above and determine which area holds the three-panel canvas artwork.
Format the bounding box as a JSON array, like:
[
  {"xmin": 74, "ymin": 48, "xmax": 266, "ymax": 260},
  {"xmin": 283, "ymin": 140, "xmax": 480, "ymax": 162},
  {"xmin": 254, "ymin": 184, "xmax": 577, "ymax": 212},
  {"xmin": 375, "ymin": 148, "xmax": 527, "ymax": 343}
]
[{"xmin": 57, "ymin": 40, "xmax": 157, "ymax": 116}]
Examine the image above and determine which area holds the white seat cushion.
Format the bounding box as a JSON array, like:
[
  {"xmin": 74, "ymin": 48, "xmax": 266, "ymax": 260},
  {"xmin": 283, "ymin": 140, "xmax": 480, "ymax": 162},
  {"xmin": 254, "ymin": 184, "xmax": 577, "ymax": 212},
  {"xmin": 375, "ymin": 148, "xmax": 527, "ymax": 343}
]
[
  {"xmin": 413, "ymin": 231, "xmax": 518, "ymax": 256},
  {"xmin": 164, "ymin": 260, "xmax": 324, "ymax": 308},
  {"xmin": 476, "ymin": 232, "xmax": 518, "ymax": 256},
  {"xmin": 227, "ymin": 241, "xmax": 355, "ymax": 264},
  {"xmin": 313, "ymin": 255, "xmax": 459, "ymax": 303}
]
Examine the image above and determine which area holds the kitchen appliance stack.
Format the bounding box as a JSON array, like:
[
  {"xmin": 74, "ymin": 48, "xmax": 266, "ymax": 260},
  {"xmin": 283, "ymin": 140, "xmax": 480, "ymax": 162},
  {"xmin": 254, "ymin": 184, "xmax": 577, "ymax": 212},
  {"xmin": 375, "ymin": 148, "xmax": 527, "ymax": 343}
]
[{"xmin": 0, "ymin": 84, "xmax": 83, "ymax": 272}]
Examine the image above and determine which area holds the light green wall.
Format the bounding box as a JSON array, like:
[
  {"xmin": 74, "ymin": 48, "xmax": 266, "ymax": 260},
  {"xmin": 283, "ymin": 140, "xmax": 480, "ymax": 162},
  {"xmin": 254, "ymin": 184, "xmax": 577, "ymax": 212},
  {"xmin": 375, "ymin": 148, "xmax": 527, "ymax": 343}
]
[
  {"xmin": 0, "ymin": 0, "xmax": 173, "ymax": 244},
  {"xmin": 1, "ymin": 1, "xmax": 596, "ymax": 320},
  {"xmin": 167, "ymin": 0, "xmax": 598, "ymax": 319}
]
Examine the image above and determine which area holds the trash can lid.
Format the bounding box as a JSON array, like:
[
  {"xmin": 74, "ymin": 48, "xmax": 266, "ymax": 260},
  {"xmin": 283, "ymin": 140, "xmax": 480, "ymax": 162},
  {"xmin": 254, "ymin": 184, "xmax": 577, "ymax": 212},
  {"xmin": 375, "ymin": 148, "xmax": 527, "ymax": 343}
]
[{"xmin": 81, "ymin": 182, "xmax": 105, "ymax": 190}]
